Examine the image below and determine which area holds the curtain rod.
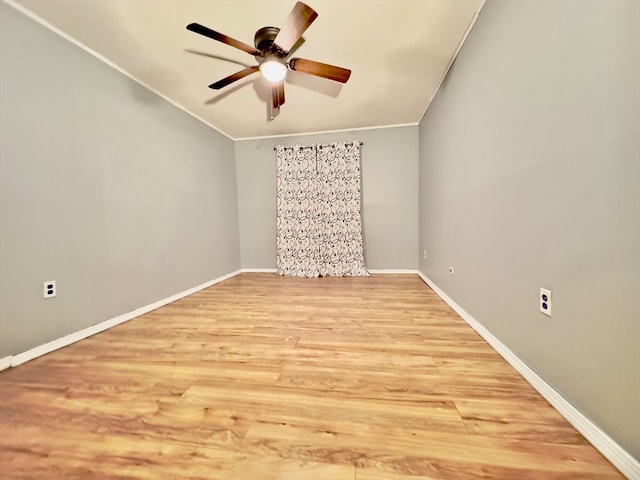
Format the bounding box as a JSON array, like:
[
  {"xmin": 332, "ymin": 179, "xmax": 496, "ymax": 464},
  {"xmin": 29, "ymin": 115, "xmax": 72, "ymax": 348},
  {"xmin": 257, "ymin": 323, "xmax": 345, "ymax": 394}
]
[{"xmin": 273, "ymin": 141, "xmax": 363, "ymax": 151}]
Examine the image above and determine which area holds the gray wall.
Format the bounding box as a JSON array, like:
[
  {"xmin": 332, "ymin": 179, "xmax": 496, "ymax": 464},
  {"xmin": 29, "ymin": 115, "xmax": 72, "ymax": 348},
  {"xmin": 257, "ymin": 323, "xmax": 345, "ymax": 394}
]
[
  {"xmin": 0, "ymin": 3, "xmax": 241, "ymax": 358},
  {"xmin": 418, "ymin": 0, "xmax": 639, "ymax": 460},
  {"xmin": 236, "ymin": 126, "xmax": 419, "ymax": 270}
]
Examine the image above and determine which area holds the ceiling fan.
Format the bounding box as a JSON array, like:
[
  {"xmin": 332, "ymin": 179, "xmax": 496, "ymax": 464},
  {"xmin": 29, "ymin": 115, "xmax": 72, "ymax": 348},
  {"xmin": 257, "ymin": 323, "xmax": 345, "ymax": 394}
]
[{"xmin": 186, "ymin": 1, "xmax": 351, "ymax": 113}]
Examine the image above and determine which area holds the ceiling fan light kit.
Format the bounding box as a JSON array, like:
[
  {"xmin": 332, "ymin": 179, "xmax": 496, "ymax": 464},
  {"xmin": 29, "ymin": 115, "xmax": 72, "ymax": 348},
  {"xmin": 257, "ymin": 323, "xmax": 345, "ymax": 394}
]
[
  {"xmin": 186, "ymin": 1, "xmax": 351, "ymax": 116},
  {"xmin": 259, "ymin": 59, "xmax": 288, "ymax": 83}
]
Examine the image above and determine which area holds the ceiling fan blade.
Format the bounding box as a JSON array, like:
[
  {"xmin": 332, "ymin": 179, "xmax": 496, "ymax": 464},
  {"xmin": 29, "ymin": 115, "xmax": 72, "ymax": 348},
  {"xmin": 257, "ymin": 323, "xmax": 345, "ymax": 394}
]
[
  {"xmin": 273, "ymin": 2, "xmax": 318, "ymax": 53},
  {"xmin": 209, "ymin": 66, "xmax": 259, "ymax": 90},
  {"xmin": 187, "ymin": 23, "xmax": 259, "ymax": 56},
  {"xmin": 271, "ymin": 81, "xmax": 286, "ymax": 109},
  {"xmin": 289, "ymin": 58, "xmax": 351, "ymax": 83}
]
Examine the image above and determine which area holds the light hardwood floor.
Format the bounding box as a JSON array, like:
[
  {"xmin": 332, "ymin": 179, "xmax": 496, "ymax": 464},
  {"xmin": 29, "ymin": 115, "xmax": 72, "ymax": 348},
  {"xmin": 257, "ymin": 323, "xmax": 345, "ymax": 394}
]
[{"xmin": 0, "ymin": 273, "xmax": 623, "ymax": 479}]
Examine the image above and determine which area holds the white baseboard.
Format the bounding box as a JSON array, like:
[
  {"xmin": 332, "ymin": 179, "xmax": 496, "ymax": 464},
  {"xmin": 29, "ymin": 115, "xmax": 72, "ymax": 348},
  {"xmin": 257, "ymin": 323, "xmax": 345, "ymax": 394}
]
[
  {"xmin": 0, "ymin": 269, "xmax": 242, "ymax": 372},
  {"xmin": 368, "ymin": 269, "xmax": 418, "ymax": 274},
  {"xmin": 0, "ymin": 356, "xmax": 12, "ymax": 371},
  {"xmin": 239, "ymin": 268, "xmax": 277, "ymax": 273},
  {"xmin": 239, "ymin": 268, "xmax": 420, "ymax": 275},
  {"xmin": 417, "ymin": 271, "xmax": 639, "ymax": 479}
]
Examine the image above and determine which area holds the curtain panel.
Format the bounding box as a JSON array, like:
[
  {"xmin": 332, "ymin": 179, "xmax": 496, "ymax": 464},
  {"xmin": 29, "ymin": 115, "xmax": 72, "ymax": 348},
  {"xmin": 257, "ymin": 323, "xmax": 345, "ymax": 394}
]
[{"xmin": 276, "ymin": 141, "xmax": 368, "ymax": 278}]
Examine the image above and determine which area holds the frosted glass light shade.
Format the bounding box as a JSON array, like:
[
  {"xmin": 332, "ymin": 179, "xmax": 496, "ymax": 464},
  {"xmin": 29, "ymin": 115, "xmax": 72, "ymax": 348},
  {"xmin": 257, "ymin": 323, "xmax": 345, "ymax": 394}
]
[{"xmin": 260, "ymin": 60, "xmax": 287, "ymax": 82}]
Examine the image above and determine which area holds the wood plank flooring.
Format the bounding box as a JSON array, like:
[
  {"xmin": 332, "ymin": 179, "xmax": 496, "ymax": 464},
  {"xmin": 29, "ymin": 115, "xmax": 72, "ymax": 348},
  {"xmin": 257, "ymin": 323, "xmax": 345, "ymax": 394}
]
[{"xmin": 0, "ymin": 273, "xmax": 623, "ymax": 479}]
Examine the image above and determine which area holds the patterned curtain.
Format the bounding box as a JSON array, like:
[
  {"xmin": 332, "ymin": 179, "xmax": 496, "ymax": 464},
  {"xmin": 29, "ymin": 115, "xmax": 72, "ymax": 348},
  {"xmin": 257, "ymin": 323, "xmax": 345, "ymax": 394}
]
[
  {"xmin": 276, "ymin": 141, "xmax": 368, "ymax": 277},
  {"xmin": 316, "ymin": 142, "xmax": 368, "ymax": 276},
  {"xmin": 275, "ymin": 145, "xmax": 322, "ymax": 277}
]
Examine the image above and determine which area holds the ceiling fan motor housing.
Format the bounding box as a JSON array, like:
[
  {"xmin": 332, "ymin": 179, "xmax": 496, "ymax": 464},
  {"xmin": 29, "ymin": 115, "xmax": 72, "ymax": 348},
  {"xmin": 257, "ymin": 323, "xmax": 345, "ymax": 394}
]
[{"xmin": 254, "ymin": 26, "xmax": 283, "ymax": 55}]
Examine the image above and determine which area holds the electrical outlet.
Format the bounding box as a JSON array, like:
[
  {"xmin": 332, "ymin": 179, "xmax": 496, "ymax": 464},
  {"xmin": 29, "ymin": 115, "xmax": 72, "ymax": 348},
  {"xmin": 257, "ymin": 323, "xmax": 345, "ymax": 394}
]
[
  {"xmin": 43, "ymin": 280, "xmax": 56, "ymax": 299},
  {"xmin": 539, "ymin": 287, "xmax": 551, "ymax": 316},
  {"xmin": 423, "ymin": 250, "xmax": 427, "ymax": 260}
]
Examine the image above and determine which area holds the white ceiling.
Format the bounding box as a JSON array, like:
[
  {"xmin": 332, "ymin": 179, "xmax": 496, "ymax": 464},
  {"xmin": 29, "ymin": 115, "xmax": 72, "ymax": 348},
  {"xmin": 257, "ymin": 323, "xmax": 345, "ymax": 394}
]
[{"xmin": 7, "ymin": 0, "xmax": 484, "ymax": 140}]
